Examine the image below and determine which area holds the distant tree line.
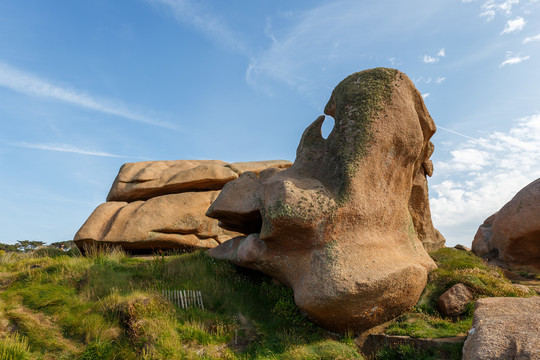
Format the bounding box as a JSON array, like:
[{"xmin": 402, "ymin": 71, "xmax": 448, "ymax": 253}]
[{"xmin": 0, "ymin": 240, "xmax": 76, "ymax": 253}]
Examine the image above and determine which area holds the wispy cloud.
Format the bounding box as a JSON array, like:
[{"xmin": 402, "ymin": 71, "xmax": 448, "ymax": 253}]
[
  {"xmin": 523, "ymin": 33, "xmax": 540, "ymax": 43},
  {"xmin": 388, "ymin": 57, "xmax": 401, "ymax": 66},
  {"xmin": 0, "ymin": 61, "xmax": 177, "ymax": 130},
  {"xmin": 422, "ymin": 48, "xmax": 446, "ymax": 63},
  {"xmin": 501, "ymin": 16, "xmax": 526, "ymax": 34},
  {"xmin": 499, "ymin": 51, "xmax": 530, "ymax": 66},
  {"xmin": 438, "ymin": 126, "xmax": 477, "ymax": 140},
  {"xmin": 480, "ymin": 0, "xmax": 519, "ymax": 21},
  {"xmin": 422, "ymin": 93, "xmax": 431, "ymax": 99},
  {"xmin": 12, "ymin": 142, "xmax": 150, "ymax": 159},
  {"xmin": 431, "ymin": 113, "xmax": 540, "ymax": 245},
  {"xmin": 145, "ymin": 0, "xmax": 249, "ymax": 55},
  {"xmin": 435, "ymin": 77, "xmax": 447, "ymax": 83},
  {"xmin": 245, "ymin": 1, "xmax": 448, "ymax": 95}
]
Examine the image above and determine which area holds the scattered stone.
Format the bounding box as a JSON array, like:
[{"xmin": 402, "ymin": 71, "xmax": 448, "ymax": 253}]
[
  {"xmin": 462, "ymin": 297, "xmax": 540, "ymax": 360},
  {"xmin": 472, "ymin": 178, "xmax": 540, "ymax": 272},
  {"xmin": 438, "ymin": 283, "xmax": 473, "ymax": 317},
  {"xmin": 208, "ymin": 68, "xmax": 442, "ymax": 332},
  {"xmin": 454, "ymin": 244, "xmax": 471, "ymax": 252},
  {"xmin": 74, "ymin": 160, "xmax": 291, "ymax": 253}
]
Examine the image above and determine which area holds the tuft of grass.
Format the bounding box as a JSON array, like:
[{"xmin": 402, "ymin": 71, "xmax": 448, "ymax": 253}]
[
  {"xmin": 0, "ymin": 332, "xmax": 32, "ymax": 360},
  {"xmin": 386, "ymin": 248, "xmax": 533, "ymax": 339}
]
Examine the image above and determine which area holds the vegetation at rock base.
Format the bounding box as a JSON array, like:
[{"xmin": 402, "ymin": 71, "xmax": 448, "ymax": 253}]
[
  {"xmin": 0, "ymin": 247, "xmax": 361, "ymax": 360},
  {"xmin": 385, "ymin": 247, "xmax": 534, "ymax": 339},
  {"xmin": 1, "ymin": 245, "xmax": 537, "ymax": 359}
]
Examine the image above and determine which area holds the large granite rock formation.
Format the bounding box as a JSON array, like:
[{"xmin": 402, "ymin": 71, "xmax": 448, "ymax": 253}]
[
  {"xmin": 472, "ymin": 178, "xmax": 540, "ymax": 272},
  {"xmin": 207, "ymin": 68, "xmax": 444, "ymax": 333},
  {"xmin": 462, "ymin": 297, "xmax": 540, "ymax": 360},
  {"xmin": 74, "ymin": 160, "xmax": 291, "ymax": 253}
]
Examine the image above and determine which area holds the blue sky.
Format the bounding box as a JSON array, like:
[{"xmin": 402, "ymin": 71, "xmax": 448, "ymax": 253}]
[{"xmin": 1, "ymin": 0, "xmax": 539, "ymax": 247}]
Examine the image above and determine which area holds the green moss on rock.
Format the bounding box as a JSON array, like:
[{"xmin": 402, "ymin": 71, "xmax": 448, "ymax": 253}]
[{"xmin": 325, "ymin": 67, "xmax": 398, "ymax": 201}]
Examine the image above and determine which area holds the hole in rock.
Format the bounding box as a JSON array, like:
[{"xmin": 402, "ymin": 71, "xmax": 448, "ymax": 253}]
[
  {"xmin": 217, "ymin": 210, "xmax": 263, "ymax": 236},
  {"xmin": 321, "ymin": 116, "xmax": 335, "ymax": 139}
]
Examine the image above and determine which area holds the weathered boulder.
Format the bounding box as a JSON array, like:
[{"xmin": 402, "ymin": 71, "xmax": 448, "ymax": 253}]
[
  {"xmin": 208, "ymin": 68, "xmax": 442, "ymax": 332},
  {"xmin": 74, "ymin": 160, "xmax": 291, "ymax": 253},
  {"xmin": 438, "ymin": 283, "xmax": 473, "ymax": 317},
  {"xmin": 107, "ymin": 160, "xmax": 291, "ymax": 202},
  {"xmin": 472, "ymin": 178, "xmax": 540, "ymax": 272},
  {"xmin": 462, "ymin": 297, "xmax": 540, "ymax": 360},
  {"xmin": 75, "ymin": 192, "xmax": 238, "ymax": 252}
]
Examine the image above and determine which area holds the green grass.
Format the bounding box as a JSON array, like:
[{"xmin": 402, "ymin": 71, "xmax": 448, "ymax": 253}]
[
  {"xmin": 0, "ymin": 248, "xmax": 362, "ymax": 359},
  {"xmin": 386, "ymin": 248, "xmax": 533, "ymax": 339},
  {"xmin": 2, "ymin": 246, "xmax": 534, "ymax": 358},
  {"xmin": 375, "ymin": 343, "xmax": 463, "ymax": 360},
  {"xmin": 0, "ymin": 332, "xmax": 32, "ymax": 360}
]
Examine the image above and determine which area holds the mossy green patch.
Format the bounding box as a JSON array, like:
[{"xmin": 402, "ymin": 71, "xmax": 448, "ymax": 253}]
[{"xmin": 326, "ymin": 67, "xmax": 398, "ymax": 201}]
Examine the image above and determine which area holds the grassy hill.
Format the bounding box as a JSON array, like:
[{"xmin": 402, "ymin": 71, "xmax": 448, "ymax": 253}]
[
  {"xmin": 0, "ymin": 246, "xmax": 536, "ymax": 360},
  {"xmin": 0, "ymin": 248, "xmax": 360, "ymax": 359}
]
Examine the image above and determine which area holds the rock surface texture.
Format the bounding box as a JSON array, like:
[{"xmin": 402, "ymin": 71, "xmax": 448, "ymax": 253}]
[
  {"xmin": 462, "ymin": 297, "xmax": 540, "ymax": 360},
  {"xmin": 438, "ymin": 283, "xmax": 473, "ymax": 317},
  {"xmin": 207, "ymin": 68, "xmax": 444, "ymax": 332},
  {"xmin": 74, "ymin": 160, "xmax": 291, "ymax": 253},
  {"xmin": 472, "ymin": 178, "xmax": 540, "ymax": 272}
]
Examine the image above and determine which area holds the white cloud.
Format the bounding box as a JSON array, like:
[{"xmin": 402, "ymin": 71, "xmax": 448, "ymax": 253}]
[
  {"xmin": 0, "ymin": 61, "xmax": 176, "ymax": 129},
  {"xmin": 499, "ymin": 51, "xmax": 530, "ymax": 66},
  {"xmin": 422, "ymin": 93, "xmax": 431, "ymax": 99},
  {"xmin": 501, "ymin": 16, "xmax": 526, "ymax": 34},
  {"xmin": 480, "ymin": 0, "xmax": 519, "ymax": 21},
  {"xmin": 422, "ymin": 49, "xmax": 446, "ymax": 64},
  {"xmin": 430, "ymin": 114, "xmax": 540, "ymax": 246},
  {"xmin": 523, "ymin": 33, "xmax": 540, "ymax": 43},
  {"xmin": 435, "ymin": 77, "xmax": 447, "ymax": 83},
  {"xmin": 423, "ymin": 55, "xmax": 439, "ymax": 63},
  {"xmin": 145, "ymin": 0, "xmax": 249, "ymax": 55},
  {"xmin": 12, "ymin": 142, "xmax": 149, "ymax": 159}
]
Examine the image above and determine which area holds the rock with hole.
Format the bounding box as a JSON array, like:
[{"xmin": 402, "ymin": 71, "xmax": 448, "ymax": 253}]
[{"xmin": 208, "ymin": 68, "xmax": 443, "ymax": 332}]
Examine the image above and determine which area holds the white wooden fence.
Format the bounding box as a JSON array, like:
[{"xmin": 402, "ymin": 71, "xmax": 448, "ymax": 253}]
[{"xmin": 161, "ymin": 289, "xmax": 204, "ymax": 310}]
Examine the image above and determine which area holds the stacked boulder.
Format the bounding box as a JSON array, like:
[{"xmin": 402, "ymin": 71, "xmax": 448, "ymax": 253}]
[{"xmin": 74, "ymin": 160, "xmax": 291, "ymax": 253}]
